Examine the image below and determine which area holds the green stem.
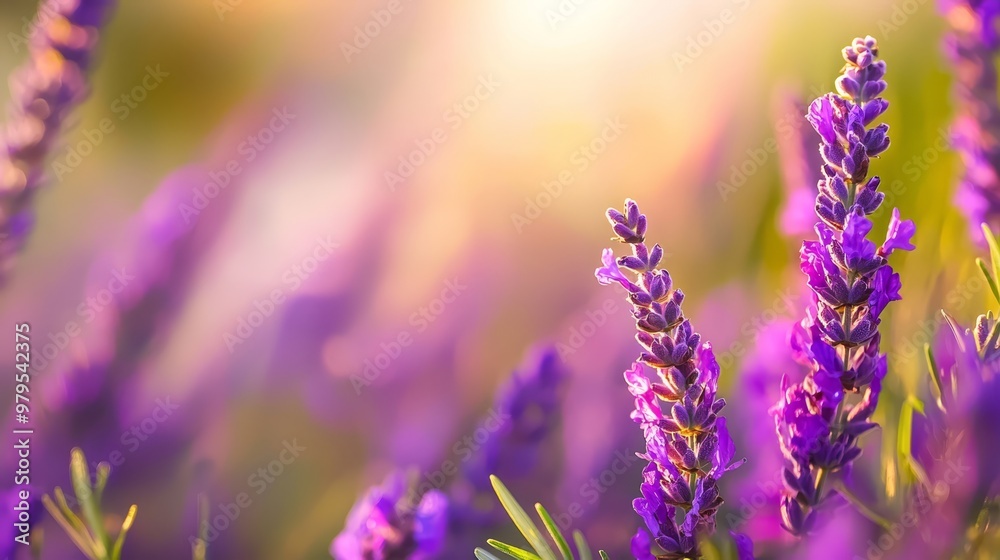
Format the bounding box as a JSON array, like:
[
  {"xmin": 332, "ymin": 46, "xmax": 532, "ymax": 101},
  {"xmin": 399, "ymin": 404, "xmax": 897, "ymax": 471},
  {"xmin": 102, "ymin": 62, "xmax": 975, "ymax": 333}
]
[{"xmin": 833, "ymin": 480, "xmax": 893, "ymax": 532}]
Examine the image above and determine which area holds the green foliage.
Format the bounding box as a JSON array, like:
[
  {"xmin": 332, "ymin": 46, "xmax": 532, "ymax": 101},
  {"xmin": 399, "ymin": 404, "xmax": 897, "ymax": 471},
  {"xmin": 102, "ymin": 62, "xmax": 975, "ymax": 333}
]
[
  {"xmin": 42, "ymin": 449, "xmax": 211, "ymax": 560},
  {"xmin": 474, "ymin": 475, "xmax": 611, "ymax": 560},
  {"xmin": 41, "ymin": 448, "xmax": 137, "ymax": 560}
]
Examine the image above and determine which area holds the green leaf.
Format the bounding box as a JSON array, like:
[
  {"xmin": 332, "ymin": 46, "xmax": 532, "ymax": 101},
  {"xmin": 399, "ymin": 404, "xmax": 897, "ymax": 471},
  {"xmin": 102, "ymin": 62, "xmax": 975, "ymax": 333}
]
[
  {"xmin": 489, "ymin": 476, "xmax": 558, "ymax": 560},
  {"xmin": 110, "ymin": 505, "xmax": 137, "ymax": 560},
  {"xmin": 923, "ymin": 343, "xmax": 945, "ymax": 412},
  {"xmin": 487, "ymin": 539, "xmax": 542, "ymax": 560},
  {"xmin": 978, "ymin": 258, "xmax": 1000, "ymax": 306},
  {"xmin": 93, "ymin": 463, "xmax": 111, "ymax": 505},
  {"xmin": 70, "ymin": 449, "xmax": 108, "ymax": 557},
  {"xmin": 572, "ymin": 531, "xmax": 592, "ymax": 560},
  {"xmin": 41, "ymin": 494, "xmax": 98, "ymax": 560},
  {"xmin": 53, "ymin": 487, "xmax": 92, "ymax": 546},
  {"xmin": 598, "ymin": 553, "xmax": 610, "ymax": 560},
  {"xmin": 982, "ymin": 223, "xmax": 1000, "ymax": 289},
  {"xmin": 534, "ymin": 504, "xmax": 572, "ymax": 560},
  {"xmin": 475, "ymin": 548, "xmax": 505, "ymax": 560}
]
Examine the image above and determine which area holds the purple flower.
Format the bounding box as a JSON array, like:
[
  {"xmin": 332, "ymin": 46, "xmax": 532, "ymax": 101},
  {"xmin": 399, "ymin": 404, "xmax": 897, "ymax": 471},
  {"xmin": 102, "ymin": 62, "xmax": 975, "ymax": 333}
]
[
  {"xmin": 0, "ymin": 0, "xmax": 116, "ymax": 284},
  {"xmin": 882, "ymin": 208, "xmax": 916, "ymax": 255},
  {"xmin": 452, "ymin": 346, "xmax": 566, "ymax": 524},
  {"xmin": 595, "ymin": 247, "xmax": 631, "ymax": 288},
  {"xmin": 631, "ymin": 528, "xmax": 656, "ymax": 560},
  {"xmin": 775, "ymin": 92, "xmax": 825, "ymax": 238},
  {"xmin": 333, "ymin": 471, "xmax": 448, "ymax": 560},
  {"xmin": 941, "ymin": 0, "xmax": 1000, "ymax": 242},
  {"xmin": 904, "ymin": 309, "xmax": 1000, "ymax": 558},
  {"xmin": 598, "ymin": 199, "xmax": 746, "ymax": 559},
  {"xmin": 465, "ymin": 346, "xmax": 566, "ymax": 487},
  {"xmin": 730, "ymin": 531, "xmax": 755, "ymax": 560},
  {"xmin": 775, "ymin": 36, "xmax": 913, "ymax": 536}
]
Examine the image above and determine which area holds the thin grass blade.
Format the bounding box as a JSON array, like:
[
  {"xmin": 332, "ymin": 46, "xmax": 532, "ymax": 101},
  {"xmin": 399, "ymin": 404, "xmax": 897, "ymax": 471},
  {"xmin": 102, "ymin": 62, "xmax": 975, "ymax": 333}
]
[
  {"xmin": 572, "ymin": 531, "xmax": 592, "ymax": 560},
  {"xmin": 489, "ymin": 476, "xmax": 557, "ymax": 560},
  {"xmin": 534, "ymin": 504, "xmax": 571, "ymax": 560}
]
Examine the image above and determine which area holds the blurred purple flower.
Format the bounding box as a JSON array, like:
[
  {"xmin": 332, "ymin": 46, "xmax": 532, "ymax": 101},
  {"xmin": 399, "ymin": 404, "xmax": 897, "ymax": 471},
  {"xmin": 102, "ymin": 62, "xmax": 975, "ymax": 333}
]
[
  {"xmin": 903, "ymin": 309, "xmax": 1000, "ymax": 557},
  {"xmin": 469, "ymin": 346, "xmax": 566, "ymax": 485},
  {"xmin": 776, "ymin": 36, "xmax": 914, "ymax": 537},
  {"xmin": 598, "ymin": 199, "xmax": 746, "ymax": 559},
  {"xmin": 452, "ymin": 345, "xmax": 567, "ymax": 524},
  {"xmin": 333, "ymin": 471, "xmax": 448, "ymax": 560},
  {"xmin": 774, "ymin": 92, "xmax": 825, "ymax": 238},
  {"xmin": 0, "ymin": 0, "xmax": 116, "ymax": 283},
  {"xmin": 940, "ymin": 0, "xmax": 1000, "ymax": 242},
  {"xmin": 729, "ymin": 318, "xmax": 807, "ymax": 545}
]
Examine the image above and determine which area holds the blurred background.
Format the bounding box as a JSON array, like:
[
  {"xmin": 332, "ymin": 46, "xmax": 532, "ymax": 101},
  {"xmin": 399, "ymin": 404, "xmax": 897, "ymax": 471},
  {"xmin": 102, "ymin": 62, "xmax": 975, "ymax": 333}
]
[{"xmin": 0, "ymin": 0, "xmax": 983, "ymax": 558}]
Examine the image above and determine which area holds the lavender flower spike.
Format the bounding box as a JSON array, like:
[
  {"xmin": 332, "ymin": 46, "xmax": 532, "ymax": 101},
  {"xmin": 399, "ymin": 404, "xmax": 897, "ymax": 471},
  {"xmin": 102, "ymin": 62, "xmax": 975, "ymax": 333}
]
[
  {"xmin": 597, "ymin": 199, "xmax": 747, "ymax": 559},
  {"xmin": 940, "ymin": 0, "xmax": 1000, "ymax": 242},
  {"xmin": 775, "ymin": 36, "xmax": 915, "ymax": 536},
  {"xmin": 333, "ymin": 471, "xmax": 448, "ymax": 560},
  {"xmin": 0, "ymin": 0, "xmax": 115, "ymax": 282}
]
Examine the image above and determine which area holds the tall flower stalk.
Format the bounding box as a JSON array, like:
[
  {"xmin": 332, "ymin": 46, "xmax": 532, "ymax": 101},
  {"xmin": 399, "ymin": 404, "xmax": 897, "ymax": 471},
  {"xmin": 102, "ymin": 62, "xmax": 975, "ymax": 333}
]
[
  {"xmin": 940, "ymin": 0, "xmax": 1000, "ymax": 241},
  {"xmin": 773, "ymin": 36, "xmax": 916, "ymax": 536},
  {"xmin": 596, "ymin": 199, "xmax": 749, "ymax": 560},
  {"xmin": 0, "ymin": 0, "xmax": 115, "ymax": 282}
]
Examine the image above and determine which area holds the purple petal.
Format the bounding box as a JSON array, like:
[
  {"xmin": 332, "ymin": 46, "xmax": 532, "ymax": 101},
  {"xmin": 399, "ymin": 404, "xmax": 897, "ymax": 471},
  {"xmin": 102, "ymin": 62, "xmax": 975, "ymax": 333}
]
[
  {"xmin": 730, "ymin": 531, "xmax": 756, "ymax": 560},
  {"xmin": 882, "ymin": 208, "xmax": 915, "ymax": 255},
  {"xmin": 595, "ymin": 247, "xmax": 630, "ymax": 288},
  {"xmin": 631, "ymin": 529, "xmax": 656, "ymax": 560}
]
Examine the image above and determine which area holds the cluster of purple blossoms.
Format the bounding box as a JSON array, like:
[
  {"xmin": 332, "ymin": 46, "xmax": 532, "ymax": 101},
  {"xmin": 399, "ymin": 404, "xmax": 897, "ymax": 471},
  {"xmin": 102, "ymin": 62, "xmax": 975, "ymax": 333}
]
[
  {"xmin": 596, "ymin": 199, "xmax": 750, "ymax": 560},
  {"xmin": 0, "ymin": 0, "xmax": 115, "ymax": 282},
  {"xmin": 940, "ymin": 0, "xmax": 1000, "ymax": 241},
  {"xmin": 333, "ymin": 471, "xmax": 449, "ymax": 560},
  {"xmin": 773, "ymin": 36, "xmax": 916, "ymax": 536}
]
